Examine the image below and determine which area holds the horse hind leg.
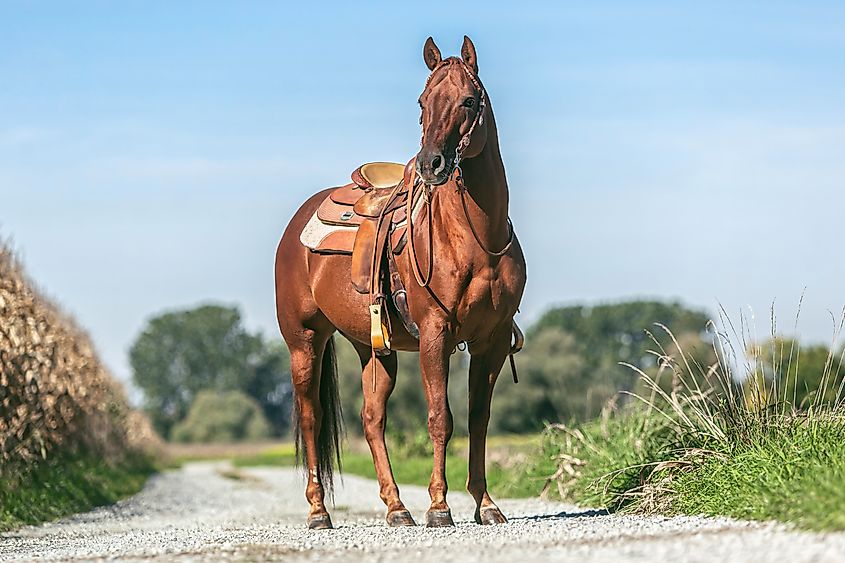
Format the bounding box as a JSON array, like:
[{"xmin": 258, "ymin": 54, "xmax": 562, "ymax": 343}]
[
  {"xmin": 352, "ymin": 342, "xmax": 416, "ymax": 527},
  {"xmin": 289, "ymin": 331, "xmax": 342, "ymax": 529}
]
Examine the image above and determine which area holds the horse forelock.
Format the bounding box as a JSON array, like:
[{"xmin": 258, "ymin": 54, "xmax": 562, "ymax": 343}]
[{"xmin": 425, "ymin": 57, "xmax": 475, "ymax": 93}]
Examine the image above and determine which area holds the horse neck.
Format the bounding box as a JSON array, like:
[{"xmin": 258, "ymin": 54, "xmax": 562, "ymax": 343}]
[{"xmin": 441, "ymin": 108, "xmax": 510, "ymax": 252}]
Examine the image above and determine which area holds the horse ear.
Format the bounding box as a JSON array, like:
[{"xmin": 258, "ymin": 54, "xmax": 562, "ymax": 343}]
[
  {"xmin": 423, "ymin": 36, "xmax": 442, "ymax": 71},
  {"xmin": 461, "ymin": 35, "xmax": 478, "ymax": 73}
]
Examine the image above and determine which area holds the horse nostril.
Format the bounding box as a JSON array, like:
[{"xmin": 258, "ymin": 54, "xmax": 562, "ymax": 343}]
[{"xmin": 431, "ymin": 155, "xmax": 443, "ymax": 173}]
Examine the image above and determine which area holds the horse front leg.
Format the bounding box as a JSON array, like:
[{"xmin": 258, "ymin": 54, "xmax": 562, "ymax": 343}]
[
  {"xmin": 467, "ymin": 325, "xmax": 511, "ymax": 524},
  {"xmin": 353, "ymin": 344, "xmax": 416, "ymax": 527},
  {"xmin": 419, "ymin": 325, "xmax": 455, "ymax": 527}
]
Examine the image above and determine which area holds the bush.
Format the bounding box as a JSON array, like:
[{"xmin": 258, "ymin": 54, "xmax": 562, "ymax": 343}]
[{"xmin": 171, "ymin": 390, "xmax": 272, "ymax": 443}]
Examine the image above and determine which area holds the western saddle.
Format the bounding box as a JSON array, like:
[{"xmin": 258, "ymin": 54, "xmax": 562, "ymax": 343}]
[
  {"xmin": 299, "ymin": 160, "xmax": 524, "ymax": 373},
  {"xmin": 300, "ymin": 160, "xmax": 422, "ymax": 353}
]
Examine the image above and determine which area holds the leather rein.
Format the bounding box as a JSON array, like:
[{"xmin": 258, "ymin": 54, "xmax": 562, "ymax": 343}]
[{"xmin": 401, "ymin": 60, "xmax": 521, "ymax": 384}]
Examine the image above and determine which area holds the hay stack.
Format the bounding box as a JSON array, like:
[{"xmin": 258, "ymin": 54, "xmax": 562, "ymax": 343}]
[{"xmin": 0, "ymin": 241, "xmax": 157, "ymax": 474}]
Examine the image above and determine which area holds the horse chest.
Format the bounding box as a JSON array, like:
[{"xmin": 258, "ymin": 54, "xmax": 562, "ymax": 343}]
[{"xmin": 453, "ymin": 262, "xmax": 519, "ymax": 332}]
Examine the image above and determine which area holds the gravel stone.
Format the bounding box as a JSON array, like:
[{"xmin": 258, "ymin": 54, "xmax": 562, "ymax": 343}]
[{"xmin": 2, "ymin": 461, "xmax": 844, "ymax": 562}]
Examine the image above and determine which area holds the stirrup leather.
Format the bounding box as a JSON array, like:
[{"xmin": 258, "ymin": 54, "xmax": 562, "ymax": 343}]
[{"xmin": 369, "ymin": 302, "xmax": 391, "ymax": 353}]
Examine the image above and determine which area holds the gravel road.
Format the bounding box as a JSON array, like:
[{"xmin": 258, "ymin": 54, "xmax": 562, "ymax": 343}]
[{"xmin": 2, "ymin": 461, "xmax": 844, "ymax": 562}]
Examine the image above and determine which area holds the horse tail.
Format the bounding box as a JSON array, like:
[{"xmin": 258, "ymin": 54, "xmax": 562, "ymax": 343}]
[{"xmin": 293, "ymin": 335, "xmax": 343, "ymax": 494}]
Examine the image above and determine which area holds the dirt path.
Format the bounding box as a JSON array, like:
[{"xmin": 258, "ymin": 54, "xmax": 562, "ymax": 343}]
[{"xmin": 2, "ymin": 462, "xmax": 843, "ymax": 562}]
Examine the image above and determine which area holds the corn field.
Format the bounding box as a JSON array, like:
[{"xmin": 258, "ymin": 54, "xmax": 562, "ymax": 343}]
[{"xmin": 0, "ymin": 241, "xmax": 158, "ymax": 477}]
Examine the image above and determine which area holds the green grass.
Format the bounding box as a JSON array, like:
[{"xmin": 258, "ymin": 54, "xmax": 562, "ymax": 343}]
[
  {"xmin": 232, "ymin": 434, "xmax": 549, "ymax": 499},
  {"xmin": 537, "ymin": 319, "xmax": 845, "ymax": 532},
  {"xmin": 231, "ymin": 443, "xmax": 298, "ymax": 468},
  {"xmin": 667, "ymin": 416, "xmax": 845, "ymax": 530},
  {"xmin": 0, "ymin": 453, "xmax": 155, "ymax": 532},
  {"xmin": 542, "ymin": 411, "xmax": 845, "ymax": 531}
]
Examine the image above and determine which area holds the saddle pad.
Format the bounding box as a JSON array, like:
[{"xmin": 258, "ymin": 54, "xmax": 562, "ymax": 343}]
[
  {"xmin": 299, "ymin": 211, "xmax": 357, "ymax": 254},
  {"xmin": 300, "ymin": 184, "xmax": 425, "ymax": 255}
]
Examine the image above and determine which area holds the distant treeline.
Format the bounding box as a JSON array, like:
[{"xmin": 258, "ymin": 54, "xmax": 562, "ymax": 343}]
[
  {"xmin": 130, "ymin": 300, "xmax": 712, "ymax": 440},
  {"xmin": 132, "ymin": 300, "xmax": 844, "ymax": 442}
]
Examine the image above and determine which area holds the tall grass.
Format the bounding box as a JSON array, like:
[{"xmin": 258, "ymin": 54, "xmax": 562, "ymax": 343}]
[{"xmin": 542, "ymin": 305, "xmax": 845, "ymax": 530}]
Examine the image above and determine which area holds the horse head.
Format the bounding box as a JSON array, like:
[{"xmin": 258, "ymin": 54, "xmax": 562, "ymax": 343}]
[{"xmin": 416, "ymin": 36, "xmax": 489, "ymax": 186}]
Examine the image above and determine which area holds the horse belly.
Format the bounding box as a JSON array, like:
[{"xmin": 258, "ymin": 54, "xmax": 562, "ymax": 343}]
[{"xmin": 308, "ymin": 252, "xmax": 420, "ymax": 351}]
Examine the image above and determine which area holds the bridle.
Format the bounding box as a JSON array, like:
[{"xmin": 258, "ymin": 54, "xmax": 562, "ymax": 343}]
[
  {"xmin": 407, "ymin": 59, "xmax": 515, "ymax": 288},
  {"xmin": 399, "ymin": 58, "xmax": 522, "ymax": 384}
]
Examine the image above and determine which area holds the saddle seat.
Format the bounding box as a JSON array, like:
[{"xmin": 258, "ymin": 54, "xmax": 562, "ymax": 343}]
[{"xmin": 352, "ymin": 162, "xmax": 406, "ymax": 189}]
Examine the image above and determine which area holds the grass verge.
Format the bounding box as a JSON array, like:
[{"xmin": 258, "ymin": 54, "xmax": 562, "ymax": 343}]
[
  {"xmin": 540, "ymin": 316, "xmax": 845, "ymax": 531},
  {"xmin": 543, "ymin": 410, "xmax": 845, "ymax": 531},
  {"xmin": 0, "ymin": 453, "xmax": 155, "ymax": 532},
  {"xmin": 232, "ymin": 434, "xmax": 549, "ymax": 499}
]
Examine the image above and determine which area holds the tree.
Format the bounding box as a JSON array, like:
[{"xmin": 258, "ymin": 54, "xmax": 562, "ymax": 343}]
[
  {"xmin": 746, "ymin": 337, "xmax": 843, "ymax": 408},
  {"xmin": 129, "ymin": 304, "xmax": 290, "ymax": 438},
  {"xmin": 491, "ymin": 328, "xmax": 602, "ymax": 433},
  {"xmin": 531, "ymin": 300, "xmax": 714, "ymax": 397},
  {"xmin": 487, "ymin": 301, "xmax": 717, "ymax": 433}
]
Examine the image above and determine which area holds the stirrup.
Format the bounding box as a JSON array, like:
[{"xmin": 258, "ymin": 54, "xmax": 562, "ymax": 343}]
[{"xmin": 369, "ymin": 302, "xmax": 391, "ymax": 353}]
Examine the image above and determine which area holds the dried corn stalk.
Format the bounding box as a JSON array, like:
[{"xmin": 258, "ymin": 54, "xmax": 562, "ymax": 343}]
[{"xmin": 0, "ymin": 241, "xmax": 158, "ymax": 475}]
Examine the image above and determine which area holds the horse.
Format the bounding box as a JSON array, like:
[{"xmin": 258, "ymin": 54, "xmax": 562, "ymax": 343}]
[{"xmin": 274, "ymin": 35, "xmax": 526, "ymax": 529}]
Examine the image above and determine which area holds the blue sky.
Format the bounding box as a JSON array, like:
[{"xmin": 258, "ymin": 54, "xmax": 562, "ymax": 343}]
[{"xmin": 2, "ymin": 1, "xmax": 844, "ymax": 387}]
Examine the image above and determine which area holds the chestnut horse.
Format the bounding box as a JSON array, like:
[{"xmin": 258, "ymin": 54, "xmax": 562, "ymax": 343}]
[{"xmin": 274, "ymin": 36, "xmax": 526, "ymax": 529}]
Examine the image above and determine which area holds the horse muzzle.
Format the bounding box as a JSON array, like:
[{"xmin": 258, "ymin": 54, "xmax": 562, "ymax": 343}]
[{"xmin": 415, "ymin": 150, "xmax": 454, "ymax": 186}]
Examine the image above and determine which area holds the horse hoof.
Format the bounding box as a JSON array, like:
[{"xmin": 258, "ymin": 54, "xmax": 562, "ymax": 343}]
[
  {"xmin": 386, "ymin": 509, "xmax": 416, "ymax": 527},
  {"xmin": 476, "ymin": 506, "xmax": 508, "ymax": 525},
  {"xmin": 425, "ymin": 509, "xmax": 455, "ymax": 527},
  {"xmin": 307, "ymin": 513, "xmax": 333, "ymax": 529}
]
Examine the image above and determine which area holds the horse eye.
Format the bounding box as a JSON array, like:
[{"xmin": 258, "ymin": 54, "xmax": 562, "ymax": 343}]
[{"xmin": 462, "ymin": 97, "xmax": 475, "ymax": 108}]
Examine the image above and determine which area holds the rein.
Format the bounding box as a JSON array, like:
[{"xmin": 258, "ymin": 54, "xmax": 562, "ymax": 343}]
[
  {"xmin": 455, "ymin": 168, "xmax": 515, "ymax": 257},
  {"xmin": 404, "ymin": 59, "xmax": 521, "ymax": 383}
]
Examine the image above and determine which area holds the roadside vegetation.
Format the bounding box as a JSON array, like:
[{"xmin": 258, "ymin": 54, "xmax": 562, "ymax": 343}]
[
  {"xmin": 539, "ymin": 315, "xmax": 845, "ymax": 531},
  {"xmin": 230, "ymin": 434, "xmax": 545, "ymax": 500},
  {"xmin": 0, "ymin": 242, "xmax": 160, "ymax": 531},
  {"xmin": 141, "ymin": 298, "xmax": 845, "ymax": 532}
]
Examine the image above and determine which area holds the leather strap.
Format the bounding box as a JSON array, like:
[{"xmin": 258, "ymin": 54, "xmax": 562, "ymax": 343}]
[
  {"xmin": 388, "ymin": 248, "xmax": 420, "ymax": 339},
  {"xmin": 405, "ymin": 160, "xmax": 434, "ymax": 288},
  {"xmin": 456, "ymin": 169, "xmax": 514, "ymax": 258}
]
